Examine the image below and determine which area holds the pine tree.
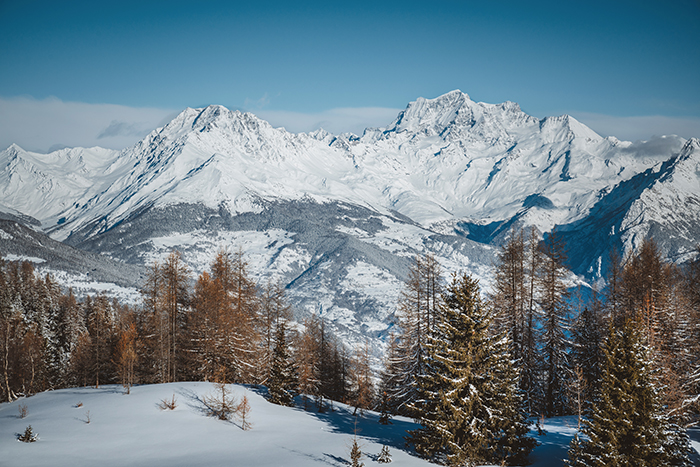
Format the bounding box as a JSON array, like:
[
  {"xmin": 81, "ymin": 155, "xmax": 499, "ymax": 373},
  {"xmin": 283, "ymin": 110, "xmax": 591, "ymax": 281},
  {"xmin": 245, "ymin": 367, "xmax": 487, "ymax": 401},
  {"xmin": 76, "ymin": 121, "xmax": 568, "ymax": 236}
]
[
  {"xmin": 378, "ymin": 331, "xmax": 410, "ymax": 415},
  {"xmin": 267, "ymin": 319, "xmax": 297, "ymax": 407},
  {"xmin": 408, "ymin": 272, "xmax": 535, "ymax": 465},
  {"xmin": 52, "ymin": 289, "xmax": 84, "ymax": 387},
  {"xmin": 490, "ymin": 227, "xmax": 542, "ymax": 415},
  {"xmin": 258, "ymin": 280, "xmax": 293, "ymax": 384},
  {"xmin": 566, "ymin": 318, "xmax": 690, "ymax": 466},
  {"xmin": 377, "ymin": 390, "xmax": 392, "ymax": 425},
  {"xmin": 18, "ymin": 425, "xmax": 37, "ymax": 442},
  {"xmin": 571, "ymin": 304, "xmax": 603, "ymax": 413},
  {"xmin": 619, "ymin": 239, "xmax": 693, "ymax": 421},
  {"xmin": 377, "ymin": 445, "xmax": 392, "ymax": 463},
  {"xmin": 539, "ymin": 230, "xmax": 570, "ymax": 417},
  {"xmin": 349, "ymin": 436, "xmax": 364, "ymax": 467},
  {"xmin": 389, "ymin": 254, "xmax": 443, "ymax": 416}
]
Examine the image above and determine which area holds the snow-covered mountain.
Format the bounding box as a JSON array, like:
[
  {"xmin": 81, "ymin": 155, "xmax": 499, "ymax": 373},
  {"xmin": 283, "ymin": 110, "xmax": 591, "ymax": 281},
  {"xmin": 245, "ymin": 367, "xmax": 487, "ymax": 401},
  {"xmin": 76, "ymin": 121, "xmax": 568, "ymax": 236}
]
[{"xmin": 2, "ymin": 90, "xmax": 699, "ymax": 351}]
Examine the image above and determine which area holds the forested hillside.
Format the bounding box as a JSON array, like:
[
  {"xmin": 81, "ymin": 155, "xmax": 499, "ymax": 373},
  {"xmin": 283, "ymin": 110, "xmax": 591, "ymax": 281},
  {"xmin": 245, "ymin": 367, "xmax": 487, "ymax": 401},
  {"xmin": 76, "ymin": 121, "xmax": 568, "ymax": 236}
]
[{"xmin": 2, "ymin": 232, "xmax": 699, "ymax": 465}]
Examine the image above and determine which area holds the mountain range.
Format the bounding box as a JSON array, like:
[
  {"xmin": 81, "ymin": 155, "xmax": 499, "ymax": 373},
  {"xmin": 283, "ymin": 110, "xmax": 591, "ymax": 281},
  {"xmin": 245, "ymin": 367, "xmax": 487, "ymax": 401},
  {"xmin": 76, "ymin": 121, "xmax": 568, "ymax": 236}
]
[{"xmin": 2, "ymin": 90, "xmax": 699, "ymax": 351}]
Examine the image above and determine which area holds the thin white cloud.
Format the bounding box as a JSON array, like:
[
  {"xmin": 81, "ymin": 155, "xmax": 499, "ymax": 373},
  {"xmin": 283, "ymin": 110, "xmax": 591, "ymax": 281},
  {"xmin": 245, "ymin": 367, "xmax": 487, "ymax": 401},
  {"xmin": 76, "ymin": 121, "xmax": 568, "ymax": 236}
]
[
  {"xmin": 572, "ymin": 112, "xmax": 700, "ymax": 142},
  {"xmin": 0, "ymin": 96, "xmax": 176, "ymax": 153},
  {"xmin": 3, "ymin": 96, "xmax": 698, "ymax": 155},
  {"xmin": 255, "ymin": 107, "xmax": 402, "ymax": 136},
  {"xmin": 0, "ymin": 96, "xmax": 401, "ymax": 153}
]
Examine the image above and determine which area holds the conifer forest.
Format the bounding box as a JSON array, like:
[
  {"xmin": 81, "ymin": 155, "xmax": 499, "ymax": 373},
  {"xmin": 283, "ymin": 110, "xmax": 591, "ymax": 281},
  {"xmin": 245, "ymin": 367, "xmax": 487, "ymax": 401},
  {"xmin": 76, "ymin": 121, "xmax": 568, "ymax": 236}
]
[{"xmin": 1, "ymin": 232, "xmax": 699, "ymax": 466}]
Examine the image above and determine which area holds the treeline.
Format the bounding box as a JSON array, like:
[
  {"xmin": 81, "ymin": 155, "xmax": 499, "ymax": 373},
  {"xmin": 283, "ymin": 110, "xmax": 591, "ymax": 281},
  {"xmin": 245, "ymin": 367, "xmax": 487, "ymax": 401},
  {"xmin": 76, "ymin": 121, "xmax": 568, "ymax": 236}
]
[
  {"xmin": 2, "ymin": 233, "xmax": 699, "ymax": 465},
  {"xmin": 376, "ymin": 229, "xmax": 699, "ymax": 465},
  {"xmin": 0, "ymin": 249, "xmax": 373, "ymax": 415},
  {"xmin": 487, "ymin": 230, "xmax": 699, "ymax": 425}
]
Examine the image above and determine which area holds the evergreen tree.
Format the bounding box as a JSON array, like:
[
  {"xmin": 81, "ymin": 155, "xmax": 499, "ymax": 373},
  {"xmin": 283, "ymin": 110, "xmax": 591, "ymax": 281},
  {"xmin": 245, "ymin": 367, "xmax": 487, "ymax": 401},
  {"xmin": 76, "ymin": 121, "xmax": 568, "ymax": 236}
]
[
  {"xmin": 389, "ymin": 254, "xmax": 443, "ymax": 415},
  {"xmin": 408, "ymin": 273, "xmax": 535, "ymax": 465},
  {"xmin": 258, "ymin": 280, "xmax": 293, "ymax": 384},
  {"xmin": 619, "ymin": 239, "xmax": 693, "ymax": 421},
  {"xmin": 567, "ymin": 318, "xmax": 691, "ymax": 466},
  {"xmin": 571, "ymin": 304, "xmax": 603, "ymax": 413},
  {"xmin": 539, "ymin": 230, "xmax": 571, "ymax": 417},
  {"xmin": 378, "ymin": 331, "xmax": 410, "ymax": 415},
  {"xmin": 267, "ymin": 319, "xmax": 297, "ymax": 407},
  {"xmin": 350, "ymin": 436, "xmax": 364, "ymax": 467},
  {"xmin": 377, "ymin": 445, "xmax": 392, "ymax": 463},
  {"xmin": 490, "ymin": 227, "xmax": 542, "ymax": 415},
  {"xmin": 377, "ymin": 390, "xmax": 392, "ymax": 425}
]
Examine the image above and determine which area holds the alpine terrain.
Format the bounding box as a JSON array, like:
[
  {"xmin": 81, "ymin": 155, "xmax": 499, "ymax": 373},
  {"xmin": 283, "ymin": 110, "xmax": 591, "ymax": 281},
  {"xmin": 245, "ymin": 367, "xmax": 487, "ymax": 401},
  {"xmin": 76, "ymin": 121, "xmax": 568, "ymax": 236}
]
[{"xmin": 2, "ymin": 90, "xmax": 699, "ymax": 352}]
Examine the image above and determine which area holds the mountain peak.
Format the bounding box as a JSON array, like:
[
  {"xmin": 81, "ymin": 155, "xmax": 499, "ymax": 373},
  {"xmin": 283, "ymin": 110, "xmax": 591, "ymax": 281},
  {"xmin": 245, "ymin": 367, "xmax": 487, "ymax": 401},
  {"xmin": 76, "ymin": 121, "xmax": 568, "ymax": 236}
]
[
  {"xmin": 683, "ymin": 137, "xmax": 700, "ymax": 152},
  {"xmin": 538, "ymin": 114, "xmax": 602, "ymax": 143},
  {"xmin": 2, "ymin": 143, "xmax": 25, "ymax": 157},
  {"xmin": 390, "ymin": 90, "xmax": 470, "ymax": 134}
]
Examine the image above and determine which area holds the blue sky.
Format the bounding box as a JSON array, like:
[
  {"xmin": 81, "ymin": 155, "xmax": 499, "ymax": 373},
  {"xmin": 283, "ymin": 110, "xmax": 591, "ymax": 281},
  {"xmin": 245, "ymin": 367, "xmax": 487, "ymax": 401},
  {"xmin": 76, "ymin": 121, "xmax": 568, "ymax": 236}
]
[{"xmin": 1, "ymin": 0, "xmax": 699, "ymax": 152}]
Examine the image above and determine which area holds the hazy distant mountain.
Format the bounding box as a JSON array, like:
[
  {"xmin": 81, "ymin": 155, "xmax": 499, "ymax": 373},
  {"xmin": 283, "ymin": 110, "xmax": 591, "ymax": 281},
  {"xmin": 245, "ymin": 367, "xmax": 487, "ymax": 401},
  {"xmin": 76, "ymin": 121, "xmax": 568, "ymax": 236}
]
[{"xmin": 2, "ymin": 90, "xmax": 698, "ymax": 350}]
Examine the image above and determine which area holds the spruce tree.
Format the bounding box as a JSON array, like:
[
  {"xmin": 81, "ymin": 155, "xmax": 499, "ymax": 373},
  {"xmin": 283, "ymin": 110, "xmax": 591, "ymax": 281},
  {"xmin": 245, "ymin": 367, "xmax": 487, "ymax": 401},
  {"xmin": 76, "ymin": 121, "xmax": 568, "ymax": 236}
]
[
  {"xmin": 408, "ymin": 272, "xmax": 535, "ymax": 465},
  {"xmin": 391, "ymin": 254, "xmax": 443, "ymax": 416},
  {"xmin": 377, "ymin": 390, "xmax": 392, "ymax": 425},
  {"xmin": 571, "ymin": 304, "xmax": 603, "ymax": 413},
  {"xmin": 491, "ymin": 227, "xmax": 542, "ymax": 415},
  {"xmin": 349, "ymin": 437, "xmax": 364, "ymax": 467},
  {"xmin": 567, "ymin": 318, "xmax": 691, "ymax": 466},
  {"xmin": 267, "ymin": 320, "xmax": 297, "ymax": 407},
  {"xmin": 377, "ymin": 445, "xmax": 392, "ymax": 463},
  {"xmin": 539, "ymin": 230, "xmax": 570, "ymax": 417}
]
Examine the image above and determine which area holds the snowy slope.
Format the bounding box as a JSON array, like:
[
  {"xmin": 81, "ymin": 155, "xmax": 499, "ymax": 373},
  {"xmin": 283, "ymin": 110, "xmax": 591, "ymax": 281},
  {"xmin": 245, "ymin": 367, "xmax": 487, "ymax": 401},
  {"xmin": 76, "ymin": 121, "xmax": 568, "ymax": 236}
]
[
  {"xmin": 0, "ymin": 383, "xmax": 433, "ymax": 467},
  {"xmin": 1, "ymin": 90, "xmax": 698, "ymax": 356},
  {"xmin": 0, "ymin": 383, "xmax": 662, "ymax": 467},
  {"xmin": 2, "ymin": 384, "xmax": 697, "ymax": 467}
]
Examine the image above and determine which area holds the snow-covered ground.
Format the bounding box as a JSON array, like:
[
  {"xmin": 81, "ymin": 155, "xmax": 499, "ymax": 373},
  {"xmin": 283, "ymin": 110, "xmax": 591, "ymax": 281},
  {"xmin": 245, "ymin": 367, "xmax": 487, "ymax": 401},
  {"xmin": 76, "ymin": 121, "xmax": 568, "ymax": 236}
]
[{"xmin": 4, "ymin": 383, "xmax": 696, "ymax": 466}]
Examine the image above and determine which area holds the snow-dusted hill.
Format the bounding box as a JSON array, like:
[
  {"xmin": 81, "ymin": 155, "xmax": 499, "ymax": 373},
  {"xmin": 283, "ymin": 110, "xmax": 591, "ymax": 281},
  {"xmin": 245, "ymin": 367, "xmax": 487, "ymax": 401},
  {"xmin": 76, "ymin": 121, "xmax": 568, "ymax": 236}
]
[
  {"xmin": 2, "ymin": 384, "xmax": 698, "ymax": 467},
  {"xmin": 0, "ymin": 383, "xmax": 433, "ymax": 467},
  {"xmin": 2, "ymin": 90, "xmax": 699, "ymax": 353},
  {"xmin": 0, "ymin": 383, "xmax": 619, "ymax": 467}
]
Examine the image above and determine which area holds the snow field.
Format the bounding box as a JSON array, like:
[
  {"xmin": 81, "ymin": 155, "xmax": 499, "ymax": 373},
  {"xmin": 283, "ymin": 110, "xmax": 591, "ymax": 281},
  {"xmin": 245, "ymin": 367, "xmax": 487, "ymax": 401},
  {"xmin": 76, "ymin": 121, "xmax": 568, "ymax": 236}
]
[
  {"xmin": 1, "ymin": 384, "xmax": 698, "ymax": 466},
  {"xmin": 0, "ymin": 383, "xmax": 433, "ymax": 467}
]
